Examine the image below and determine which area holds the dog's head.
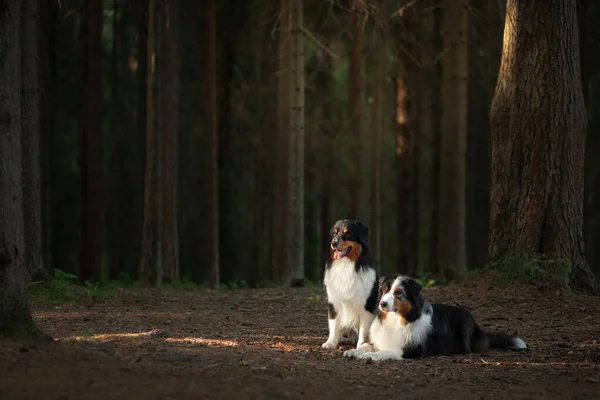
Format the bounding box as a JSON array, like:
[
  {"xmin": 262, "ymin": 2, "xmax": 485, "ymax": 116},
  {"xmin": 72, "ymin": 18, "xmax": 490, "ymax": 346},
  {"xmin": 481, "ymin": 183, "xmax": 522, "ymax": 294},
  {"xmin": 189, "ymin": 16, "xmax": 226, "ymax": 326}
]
[
  {"xmin": 377, "ymin": 275, "xmax": 422, "ymax": 323},
  {"xmin": 328, "ymin": 219, "xmax": 369, "ymax": 262}
]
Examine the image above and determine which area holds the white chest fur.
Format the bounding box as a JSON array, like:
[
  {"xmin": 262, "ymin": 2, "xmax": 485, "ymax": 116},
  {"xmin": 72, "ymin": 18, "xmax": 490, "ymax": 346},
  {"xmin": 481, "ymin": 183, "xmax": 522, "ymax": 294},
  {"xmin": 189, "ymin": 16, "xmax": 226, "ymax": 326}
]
[
  {"xmin": 370, "ymin": 312, "xmax": 432, "ymax": 351},
  {"xmin": 323, "ymin": 258, "xmax": 375, "ymax": 328}
]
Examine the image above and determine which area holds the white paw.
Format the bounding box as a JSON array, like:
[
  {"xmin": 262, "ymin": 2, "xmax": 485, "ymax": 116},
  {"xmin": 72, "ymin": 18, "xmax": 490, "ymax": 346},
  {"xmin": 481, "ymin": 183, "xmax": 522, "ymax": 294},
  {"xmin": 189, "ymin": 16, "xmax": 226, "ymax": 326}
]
[
  {"xmin": 358, "ymin": 352, "xmax": 385, "ymax": 361},
  {"xmin": 343, "ymin": 349, "xmax": 363, "ymax": 358},
  {"xmin": 321, "ymin": 340, "xmax": 338, "ymax": 349},
  {"xmin": 356, "ymin": 341, "xmax": 365, "ymax": 349}
]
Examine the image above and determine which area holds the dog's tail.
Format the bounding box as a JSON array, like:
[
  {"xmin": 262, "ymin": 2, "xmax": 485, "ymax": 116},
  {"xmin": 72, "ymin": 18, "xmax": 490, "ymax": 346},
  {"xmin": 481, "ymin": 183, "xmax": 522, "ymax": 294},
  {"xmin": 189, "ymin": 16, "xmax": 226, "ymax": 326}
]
[{"xmin": 473, "ymin": 328, "xmax": 527, "ymax": 352}]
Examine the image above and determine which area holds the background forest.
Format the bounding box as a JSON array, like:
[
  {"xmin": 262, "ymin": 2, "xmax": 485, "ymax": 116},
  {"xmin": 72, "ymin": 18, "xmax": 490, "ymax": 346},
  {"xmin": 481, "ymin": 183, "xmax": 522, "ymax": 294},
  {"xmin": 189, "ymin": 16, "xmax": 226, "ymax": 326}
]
[{"xmin": 27, "ymin": 0, "xmax": 600, "ymax": 289}]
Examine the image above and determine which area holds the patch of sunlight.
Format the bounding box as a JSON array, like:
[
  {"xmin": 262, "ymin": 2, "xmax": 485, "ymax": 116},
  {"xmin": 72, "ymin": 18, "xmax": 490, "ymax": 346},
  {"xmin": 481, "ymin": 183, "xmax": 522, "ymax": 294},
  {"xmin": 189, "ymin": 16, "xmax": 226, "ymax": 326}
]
[
  {"xmin": 164, "ymin": 337, "xmax": 240, "ymax": 347},
  {"xmin": 66, "ymin": 332, "xmax": 152, "ymax": 341},
  {"xmin": 482, "ymin": 360, "xmax": 597, "ymax": 368}
]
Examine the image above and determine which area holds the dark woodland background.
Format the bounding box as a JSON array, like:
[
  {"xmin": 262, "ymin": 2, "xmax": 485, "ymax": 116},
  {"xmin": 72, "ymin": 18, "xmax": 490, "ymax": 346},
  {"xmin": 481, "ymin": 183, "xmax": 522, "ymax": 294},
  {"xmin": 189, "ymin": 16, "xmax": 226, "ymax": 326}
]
[{"xmin": 19, "ymin": 0, "xmax": 600, "ymax": 289}]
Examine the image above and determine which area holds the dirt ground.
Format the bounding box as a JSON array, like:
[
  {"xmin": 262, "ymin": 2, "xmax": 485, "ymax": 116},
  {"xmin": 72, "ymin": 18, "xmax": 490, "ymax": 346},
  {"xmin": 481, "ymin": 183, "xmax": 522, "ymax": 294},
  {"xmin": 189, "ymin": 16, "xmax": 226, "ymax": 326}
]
[{"xmin": 2, "ymin": 272, "xmax": 600, "ymax": 399}]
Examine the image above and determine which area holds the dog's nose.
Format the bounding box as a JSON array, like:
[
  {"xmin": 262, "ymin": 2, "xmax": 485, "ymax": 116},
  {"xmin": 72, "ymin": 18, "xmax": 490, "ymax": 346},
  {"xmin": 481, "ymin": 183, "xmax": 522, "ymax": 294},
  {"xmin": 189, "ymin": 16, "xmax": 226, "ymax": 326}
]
[
  {"xmin": 379, "ymin": 300, "xmax": 387, "ymax": 309},
  {"xmin": 331, "ymin": 238, "xmax": 339, "ymax": 247}
]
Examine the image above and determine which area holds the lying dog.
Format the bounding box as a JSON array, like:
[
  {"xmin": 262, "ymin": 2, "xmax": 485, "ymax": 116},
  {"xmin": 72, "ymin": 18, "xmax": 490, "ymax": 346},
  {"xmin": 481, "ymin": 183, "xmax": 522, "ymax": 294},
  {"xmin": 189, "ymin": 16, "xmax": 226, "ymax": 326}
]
[
  {"xmin": 322, "ymin": 219, "xmax": 378, "ymax": 349},
  {"xmin": 344, "ymin": 274, "xmax": 527, "ymax": 360}
]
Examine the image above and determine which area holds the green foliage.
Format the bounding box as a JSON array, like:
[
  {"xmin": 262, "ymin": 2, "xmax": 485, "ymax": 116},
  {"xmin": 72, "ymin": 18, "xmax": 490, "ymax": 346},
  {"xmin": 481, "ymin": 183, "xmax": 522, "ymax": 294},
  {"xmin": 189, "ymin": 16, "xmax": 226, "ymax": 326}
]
[
  {"xmin": 415, "ymin": 277, "xmax": 441, "ymax": 288},
  {"xmin": 30, "ymin": 269, "xmax": 122, "ymax": 304},
  {"xmin": 164, "ymin": 277, "xmax": 206, "ymax": 291},
  {"xmin": 218, "ymin": 280, "xmax": 249, "ymax": 290},
  {"xmin": 493, "ymin": 253, "xmax": 572, "ymax": 289}
]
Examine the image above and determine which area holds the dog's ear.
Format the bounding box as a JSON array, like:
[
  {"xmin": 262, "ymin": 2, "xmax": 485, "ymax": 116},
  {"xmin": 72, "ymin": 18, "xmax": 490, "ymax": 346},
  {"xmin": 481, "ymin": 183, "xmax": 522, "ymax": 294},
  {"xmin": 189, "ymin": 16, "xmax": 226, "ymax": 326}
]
[
  {"xmin": 353, "ymin": 221, "xmax": 369, "ymax": 245},
  {"xmin": 407, "ymin": 278, "xmax": 422, "ymax": 298},
  {"xmin": 378, "ymin": 276, "xmax": 387, "ymax": 288}
]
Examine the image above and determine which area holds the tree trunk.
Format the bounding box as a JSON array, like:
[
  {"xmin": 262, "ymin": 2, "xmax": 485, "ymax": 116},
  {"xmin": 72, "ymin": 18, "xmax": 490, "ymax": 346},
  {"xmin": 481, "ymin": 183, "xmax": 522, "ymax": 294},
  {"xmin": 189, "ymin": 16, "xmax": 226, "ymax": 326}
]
[
  {"xmin": 80, "ymin": 0, "xmax": 104, "ymax": 283},
  {"xmin": 273, "ymin": 0, "xmax": 292, "ymax": 282},
  {"xmin": 395, "ymin": 65, "xmax": 413, "ymax": 275},
  {"xmin": 21, "ymin": 0, "xmax": 46, "ymax": 281},
  {"xmin": 348, "ymin": 9, "xmax": 367, "ymax": 219},
  {"xmin": 416, "ymin": 0, "xmax": 436, "ymax": 278},
  {"xmin": 162, "ymin": 0, "xmax": 180, "ymax": 282},
  {"xmin": 372, "ymin": 0, "xmax": 386, "ymax": 273},
  {"xmin": 287, "ymin": 0, "xmax": 305, "ymax": 286},
  {"xmin": 140, "ymin": 0, "xmax": 162, "ymax": 286},
  {"xmin": 205, "ymin": 0, "xmax": 220, "ymax": 287},
  {"xmin": 438, "ymin": 0, "xmax": 468, "ymax": 281},
  {"xmin": 40, "ymin": 0, "xmax": 56, "ymax": 276},
  {"xmin": 489, "ymin": 0, "xmax": 596, "ymax": 294},
  {"xmin": 135, "ymin": 0, "xmax": 148, "ymax": 282},
  {"xmin": 40, "ymin": 2, "xmax": 54, "ymax": 276},
  {"xmin": 0, "ymin": 0, "xmax": 46, "ymax": 339}
]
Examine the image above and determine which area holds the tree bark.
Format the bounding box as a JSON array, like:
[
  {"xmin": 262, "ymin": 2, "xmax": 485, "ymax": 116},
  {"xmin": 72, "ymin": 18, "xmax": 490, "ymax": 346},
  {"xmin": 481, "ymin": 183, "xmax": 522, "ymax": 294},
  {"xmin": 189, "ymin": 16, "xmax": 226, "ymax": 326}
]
[
  {"xmin": 438, "ymin": 0, "xmax": 468, "ymax": 280},
  {"xmin": 273, "ymin": 0, "xmax": 292, "ymax": 282},
  {"xmin": 0, "ymin": 0, "xmax": 46, "ymax": 339},
  {"xmin": 40, "ymin": 0, "xmax": 56, "ymax": 276},
  {"xmin": 140, "ymin": 0, "xmax": 162, "ymax": 286},
  {"xmin": 21, "ymin": 0, "xmax": 46, "ymax": 281},
  {"xmin": 162, "ymin": 0, "xmax": 180, "ymax": 282},
  {"xmin": 134, "ymin": 0, "xmax": 148, "ymax": 282},
  {"xmin": 80, "ymin": 0, "xmax": 104, "ymax": 283},
  {"xmin": 416, "ymin": 0, "xmax": 436, "ymax": 278},
  {"xmin": 489, "ymin": 0, "xmax": 596, "ymax": 294},
  {"xmin": 205, "ymin": 0, "xmax": 220, "ymax": 287},
  {"xmin": 348, "ymin": 9, "xmax": 367, "ymax": 219},
  {"xmin": 287, "ymin": 0, "xmax": 305, "ymax": 286},
  {"xmin": 372, "ymin": 0, "xmax": 386, "ymax": 273}
]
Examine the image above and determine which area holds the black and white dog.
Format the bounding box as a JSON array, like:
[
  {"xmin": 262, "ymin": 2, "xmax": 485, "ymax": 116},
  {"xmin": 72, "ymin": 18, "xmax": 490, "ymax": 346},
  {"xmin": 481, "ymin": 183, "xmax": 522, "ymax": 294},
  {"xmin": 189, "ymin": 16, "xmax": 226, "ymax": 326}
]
[
  {"xmin": 322, "ymin": 219, "xmax": 379, "ymax": 349},
  {"xmin": 344, "ymin": 274, "xmax": 527, "ymax": 361}
]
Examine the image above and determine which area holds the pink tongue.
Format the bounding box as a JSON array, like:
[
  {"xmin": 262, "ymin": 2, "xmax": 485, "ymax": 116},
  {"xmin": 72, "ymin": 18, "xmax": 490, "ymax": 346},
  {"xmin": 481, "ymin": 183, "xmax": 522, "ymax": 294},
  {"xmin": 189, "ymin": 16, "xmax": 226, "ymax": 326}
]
[{"xmin": 333, "ymin": 251, "xmax": 343, "ymax": 260}]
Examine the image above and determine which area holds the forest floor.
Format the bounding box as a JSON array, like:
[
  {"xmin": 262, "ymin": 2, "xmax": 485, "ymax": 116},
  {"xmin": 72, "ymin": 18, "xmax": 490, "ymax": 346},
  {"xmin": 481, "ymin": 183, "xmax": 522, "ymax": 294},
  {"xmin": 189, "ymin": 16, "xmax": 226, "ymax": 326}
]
[{"xmin": 2, "ymin": 272, "xmax": 600, "ymax": 399}]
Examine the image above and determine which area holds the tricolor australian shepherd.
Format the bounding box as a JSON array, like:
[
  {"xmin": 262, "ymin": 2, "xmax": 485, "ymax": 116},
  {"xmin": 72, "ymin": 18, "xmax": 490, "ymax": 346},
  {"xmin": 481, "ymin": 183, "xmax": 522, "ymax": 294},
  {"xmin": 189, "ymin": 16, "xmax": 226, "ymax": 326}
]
[
  {"xmin": 322, "ymin": 219, "xmax": 378, "ymax": 349},
  {"xmin": 343, "ymin": 274, "xmax": 527, "ymax": 361}
]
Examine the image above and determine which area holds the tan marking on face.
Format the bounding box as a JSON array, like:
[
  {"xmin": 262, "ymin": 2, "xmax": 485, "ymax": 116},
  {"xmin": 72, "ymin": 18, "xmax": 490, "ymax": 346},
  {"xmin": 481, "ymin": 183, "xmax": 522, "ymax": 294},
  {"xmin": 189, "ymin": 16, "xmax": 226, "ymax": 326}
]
[
  {"xmin": 392, "ymin": 296, "xmax": 412, "ymax": 325},
  {"xmin": 346, "ymin": 242, "xmax": 362, "ymax": 262},
  {"xmin": 379, "ymin": 310, "xmax": 388, "ymax": 321}
]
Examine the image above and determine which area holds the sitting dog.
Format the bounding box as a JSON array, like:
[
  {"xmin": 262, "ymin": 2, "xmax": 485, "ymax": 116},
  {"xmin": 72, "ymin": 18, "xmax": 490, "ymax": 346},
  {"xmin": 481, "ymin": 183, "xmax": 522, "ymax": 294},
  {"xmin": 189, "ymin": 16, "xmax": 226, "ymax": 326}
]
[
  {"xmin": 344, "ymin": 274, "xmax": 527, "ymax": 361},
  {"xmin": 321, "ymin": 219, "xmax": 378, "ymax": 349}
]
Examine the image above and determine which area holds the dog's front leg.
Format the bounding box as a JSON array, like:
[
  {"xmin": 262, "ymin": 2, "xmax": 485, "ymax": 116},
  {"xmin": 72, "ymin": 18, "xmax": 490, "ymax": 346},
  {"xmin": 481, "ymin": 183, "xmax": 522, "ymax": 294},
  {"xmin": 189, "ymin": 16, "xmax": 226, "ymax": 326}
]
[
  {"xmin": 356, "ymin": 310, "xmax": 375, "ymax": 348},
  {"xmin": 321, "ymin": 302, "xmax": 342, "ymax": 349}
]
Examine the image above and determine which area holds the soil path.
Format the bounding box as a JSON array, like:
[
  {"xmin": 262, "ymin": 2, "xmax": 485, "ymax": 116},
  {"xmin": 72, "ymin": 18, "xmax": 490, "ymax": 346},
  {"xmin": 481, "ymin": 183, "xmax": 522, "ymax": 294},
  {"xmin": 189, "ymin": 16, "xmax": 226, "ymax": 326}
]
[{"xmin": 2, "ymin": 275, "xmax": 600, "ymax": 399}]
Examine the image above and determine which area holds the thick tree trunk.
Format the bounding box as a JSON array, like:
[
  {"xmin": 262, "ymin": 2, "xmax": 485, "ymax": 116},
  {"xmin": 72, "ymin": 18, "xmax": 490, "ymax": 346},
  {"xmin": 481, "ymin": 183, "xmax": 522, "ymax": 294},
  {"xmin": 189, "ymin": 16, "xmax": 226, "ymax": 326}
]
[
  {"xmin": 416, "ymin": 0, "xmax": 436, "ymax": 278},
  {"xmin": 395, "ymin": 9, "xmax": 418, "ymax": 277},
  {"xmin": 206, "ymin": 0, "xmax": 220, "ymax": 287},
  {"xmin": 21, "ymin": 0, "xmax": 46, "ymax": 281},
  {"xmin": 348, "ymin": 9, "xmax": 367, "ymax": 219},
  {"xmin": 0, "ymin": 0, "xmax": 46, "ymax": 339},
  {"xmin": 489, "ymin": 0, "xmax": 596, "ymax": 294},
  {"xmin": 134, "ymin": 0, "xmax": 148, "ymax": 282},
  {"xmin": 162, "ymin": 0, "xmax": 180, "ymax": 282},
  {"xmin": 40, "ymin": 0, "xmax": 56, "ymax": 276},
  {"xmin": 372, "ymin": 0, "xmax": 386, "ymax": 273},
  {"xmin": 438, "ymin": 0, "xmax": 468, "ymax": 280},
  {"xmin": 80, "ymin": 0, "xmax": 104, "ymax": 283},
  {"xmin": 273, "ymin": 0, "xmax": 292, "ymax": 282},
  {"xmin": 140, "ymin": 0, "xmax": 162, "ymax": 286},
  {"xmin": 395, "ymin": 65, "xmax": 413, "ymax": 275},
  {"xmin": 287, "ymin": 0, "xmax": 305, "ymax": 286}
]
